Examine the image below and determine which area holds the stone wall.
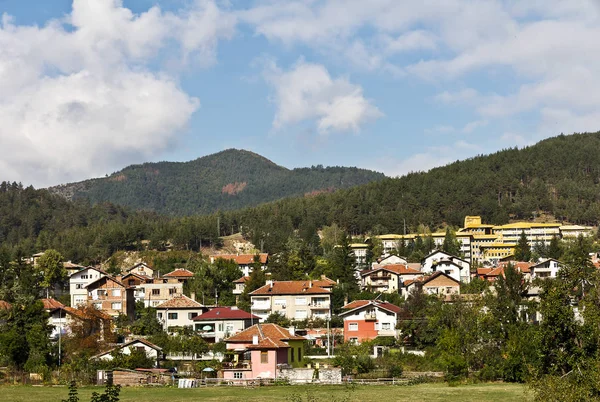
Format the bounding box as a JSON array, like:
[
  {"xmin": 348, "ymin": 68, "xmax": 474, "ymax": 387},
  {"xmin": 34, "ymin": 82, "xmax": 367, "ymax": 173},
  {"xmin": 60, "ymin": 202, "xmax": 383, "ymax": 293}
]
[{"xmin": 277, "ymin": 367, "xmax": 342, "ymax": 384}]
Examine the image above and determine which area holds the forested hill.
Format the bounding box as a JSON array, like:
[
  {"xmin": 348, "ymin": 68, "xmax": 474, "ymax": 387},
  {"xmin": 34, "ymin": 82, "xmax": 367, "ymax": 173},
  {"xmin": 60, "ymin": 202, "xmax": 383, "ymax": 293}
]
[{"xmin": 48, "ymin": 149, "xmax": 386, "ymax": 215}]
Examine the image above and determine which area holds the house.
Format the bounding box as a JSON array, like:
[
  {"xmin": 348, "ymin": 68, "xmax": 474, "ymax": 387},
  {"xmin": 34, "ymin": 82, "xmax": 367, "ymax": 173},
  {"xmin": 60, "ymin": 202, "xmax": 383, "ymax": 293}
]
[
  {"xmin": 349, "ymin": 243, "xmax": 369, "ymax": 267},
  {"xmin": 64, "ymin": 261, "xmax": 86, "ymax": 276},
  {"xmin": 339, "ymin": 300, "xmax": 403, "ymax": 344},
  {"xmin": 376, "ymin": 254, "xmax": 409, "ymax": 266},
  {"xmin": 155, "ymin": 295, "xmax": 207, "ymax": 333},
  {"xmin": 91, "ymin": 338, "xmax": 162, "ymax": 368},
  {"xmin": 209, "ymin": 253, "xmax": 268, "ymax": 277},
  {"xmin": 477, "ymin": 262, "xmax": 533, "ymax": 282},
  {"xmin": 69, "ymin": 267, "xmax": 108, "ymax": 307},
  {"xmin": 126, "ymin": 262, "xmax": 154, "ymax": 278},
  {"xmin": 422, "ymin": 250, "xmax": 471, "ymax": 282},
  {"xmin": 121, "ymin": 273, "xmax": 184, "ymax": 307},
  {"xmin": 42, "ymin": 298, "xmax": 67, "ymax": 339},
  {"xmin": 43, "ymin": 300, "xmax": 112, "ymax": 340},
  {"xmin": 250, "ymin": 280, "xmax": 332, "ymax": 322},
  {"xmin": 192, "ymin": 306, "xmax": 259, "ymax": 343},
  {"xmin": 222, "ymin": 323, "xmax": 306, "ymax": 380},
  {"xmin": 360, "ymin": 264, "xmax": 421, "ymax": 293},
  {"xmin": 530, "ymin": 258, "xmax": 562, "ymax": 279},
  {"xmin": 233, "ymin": 276, "xmax": 250, "ymax": 299},
  {"xmin": 404, "ymin": 272, "xmax": 460, "ymax": 300},
  {"xmin": 85, "ymin": 276, "xmax": 135, "ymax": 319},
  {"xmin": 162, "ymin": 269, "xmax": 195, "ymax": 283}
]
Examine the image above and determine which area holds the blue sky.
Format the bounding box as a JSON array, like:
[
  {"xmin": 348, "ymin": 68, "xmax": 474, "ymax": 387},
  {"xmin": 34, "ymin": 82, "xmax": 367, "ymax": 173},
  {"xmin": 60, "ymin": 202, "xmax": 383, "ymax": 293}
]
[{"xmin": 1, "ymin": 0, "xmax": 599, "ymax": 187}]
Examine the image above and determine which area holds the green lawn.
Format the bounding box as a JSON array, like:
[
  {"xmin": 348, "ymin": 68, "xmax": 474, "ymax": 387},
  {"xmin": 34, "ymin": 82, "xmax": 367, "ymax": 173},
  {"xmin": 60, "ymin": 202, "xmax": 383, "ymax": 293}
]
[{"xmin": 1, "ymin": 383, "xmax": 531, "ymax": 402}]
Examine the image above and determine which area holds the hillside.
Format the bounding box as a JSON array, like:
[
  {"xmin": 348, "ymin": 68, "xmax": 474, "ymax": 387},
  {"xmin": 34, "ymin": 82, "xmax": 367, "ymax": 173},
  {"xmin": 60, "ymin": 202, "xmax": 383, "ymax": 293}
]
[
  {"xmin": 48, "ymin": 149, "xmax": 386, "ymax": 215},
  {"xmin": 3, "ymin": 132, "xmax": 600, "ymax": 262}
]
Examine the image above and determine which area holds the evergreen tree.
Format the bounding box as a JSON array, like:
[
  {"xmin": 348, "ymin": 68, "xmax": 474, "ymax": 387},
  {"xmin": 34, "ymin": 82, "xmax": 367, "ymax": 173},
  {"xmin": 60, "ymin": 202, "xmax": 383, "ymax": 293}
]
[
  {"xmin": 548, "ymin": 235, "xmax": 562, "ymax": 260},
  {"xmin": 37, "ymin": 249, "xmax": 66, "ymax": 297},
  {"xmin": 442, "ymin": 227, "xmax": 461, "ymax": 256},
  {"xmin": 513, "ymin": 230, "xmax": 531, "ymax": 261},
  {"xmin": 329, "ymin": 232, "xmax": 359, "ymax": 296}
]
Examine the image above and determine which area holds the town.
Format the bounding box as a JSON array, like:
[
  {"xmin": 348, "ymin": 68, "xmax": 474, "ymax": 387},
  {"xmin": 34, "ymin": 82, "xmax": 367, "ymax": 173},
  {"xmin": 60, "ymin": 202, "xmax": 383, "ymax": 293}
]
[{"xmin": 1, "ymin": 214, "xmax": 596, "ymax": 392}]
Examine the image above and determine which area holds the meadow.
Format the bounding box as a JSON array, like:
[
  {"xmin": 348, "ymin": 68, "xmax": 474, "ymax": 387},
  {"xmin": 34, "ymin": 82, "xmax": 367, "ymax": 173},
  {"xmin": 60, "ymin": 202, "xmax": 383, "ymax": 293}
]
[{"xmin": 2, "ymin": 382, "xmax": 531, "ymax": 402}]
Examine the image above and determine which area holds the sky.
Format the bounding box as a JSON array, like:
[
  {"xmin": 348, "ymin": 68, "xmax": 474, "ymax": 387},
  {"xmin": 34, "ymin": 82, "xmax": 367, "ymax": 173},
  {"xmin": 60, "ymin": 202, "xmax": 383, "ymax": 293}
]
[{"xmin": 1, "ymin": 0, "xmax": 600, "ymax": 188}]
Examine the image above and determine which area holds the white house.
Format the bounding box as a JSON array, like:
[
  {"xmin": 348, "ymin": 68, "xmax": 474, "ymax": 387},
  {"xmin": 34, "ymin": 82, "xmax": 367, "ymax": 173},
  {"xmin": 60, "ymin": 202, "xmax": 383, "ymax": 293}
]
[
  {"xmin": 360, "ymin": 264, "xmax": 421, "ymax": 294},
  {"xmin": 191, "ymin": 306, "xmax": 259, "ymax": 343},
  {"xmin": 376, "ymin": 255, "xmax": 409, "ymax": 266},
  {"xmin": 422, "ymin": 250, "xmax": 471, "ymax": 283},
  {"xmin": 404, "ymin": 272, "xmax": 461, "ymax": 300},
  {"xmin": 69, "ymin": 267, "xmax": 107, "ymax": 307},
  {"xmin": 126, "ymin": 262, "xmax": 154, "ymax": 278},
  {"xmin": 530, "ymin": 258, "xmax": 562, "ymax": 279},
  {"xmin": 155, "ymin": 295, "xmax": 207, "ymax": 333},
  {"xmin": 91, "ymin": 338, "xmax": 162, "ymax": 367}
]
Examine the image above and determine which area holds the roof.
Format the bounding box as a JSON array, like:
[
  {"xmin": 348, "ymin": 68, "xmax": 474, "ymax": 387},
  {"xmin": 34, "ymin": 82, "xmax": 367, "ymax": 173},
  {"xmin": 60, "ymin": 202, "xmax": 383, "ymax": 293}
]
[
  {"xmin": 126, "ymin": 262, "xmax": 153, "ymax": 272},
  {"xmin": 530, "ymin": 258, "xmax": 561, "ymax": 268},
  {"xmin": 233, "ymin": 276, "xmax": 250, "ymax": 283},
  {"xmin": 0, "ymin": 300, "xmax": 12, "ymax": 310},
  {"xmin": 225, "ymin": 323, "xmax": 305, "ymax": 348},
  {"xmin": 405, "ymin": 271, "xmax": 460, "ymax": 287},
  {"xmin": 250, "ymin": 281, "xmax": 331, "ymax": 296},
  {"xmin": 121, "ymin": 272, "xmax": 150, "ymax": 282},
  {"xmin": 497, "ymin": 261, "xmax": 534, "ymax": 273},
  {"xmin": 422, "ymin": 250, "xmax": 469, "ymax": 264},
  {"xmin": 155, "ymin": 295, "xmax": 204, "ymax": 309},
  {"xmin": 361, "ymin": 264, "xmax": 421, "ymax": 277},
  {"xmin": 163, "ymin": 269, "xmax": 194, "ymax": 278},
  {"xmin": 493, "ymin": 222, "xmax": 561, "ymax": 229},
  {"xmin": 192, "ymin": 307, "xmax": 259, "ymax": 321},
  {"xmin": 41, "ymin": 298, "xmax": 65, "ymax": 310},
  {"xmin": 84, "ymin": 275, "xmax": 127, "ymax": 289},
  {"xmin": 68, "ymin": 265, "xmax": 108, "ymax": 278},
  {"xmin": 64, "ymin": 261, "xmax": 85, "ymax": 269},
  {"xmin": 63, "ymin": 306, "xmax": 112, "ymax": 321},
  {"xmin": 349, "ymin": 243, "xmax": 368, "ymax": 248},
  {"xmin": 91, "ymin": 338, "xmax": 162, "ymax": 360},
  {"xmin": 339, "ymin": 300, "xmax": 402, "ymax": 316},
  {"xmin": 210, "ymin": 253, "xmax": 268, "ymax": 265}
]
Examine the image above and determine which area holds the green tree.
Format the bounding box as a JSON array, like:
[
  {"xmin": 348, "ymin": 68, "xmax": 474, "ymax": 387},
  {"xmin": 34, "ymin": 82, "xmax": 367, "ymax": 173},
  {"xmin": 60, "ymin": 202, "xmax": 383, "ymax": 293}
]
[
  {"xmin": 442, "ymin": 227, "xmax": 461, "ymax": 256},
  {"xmin": 37, "ymin": 249, "xmax": 66, "ymax": 296},
  {"xmin": 514, "ymin": 231, "xmax": 531, "ymax": 261}
]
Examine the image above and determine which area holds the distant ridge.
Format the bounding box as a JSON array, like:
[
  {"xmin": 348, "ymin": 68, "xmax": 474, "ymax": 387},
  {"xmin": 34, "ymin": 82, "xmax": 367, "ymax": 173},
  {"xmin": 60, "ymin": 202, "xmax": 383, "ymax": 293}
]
[{"xmin": 48, "ymin": 149, "xmax": 386, "ymax": 215}]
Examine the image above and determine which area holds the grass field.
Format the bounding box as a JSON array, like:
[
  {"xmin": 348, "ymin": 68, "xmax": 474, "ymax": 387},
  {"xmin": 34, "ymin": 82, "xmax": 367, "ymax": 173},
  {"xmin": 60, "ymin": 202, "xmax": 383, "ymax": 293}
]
[{"xmin": 1, "ymin": 383, "xmax": 532, "ymax": 402}]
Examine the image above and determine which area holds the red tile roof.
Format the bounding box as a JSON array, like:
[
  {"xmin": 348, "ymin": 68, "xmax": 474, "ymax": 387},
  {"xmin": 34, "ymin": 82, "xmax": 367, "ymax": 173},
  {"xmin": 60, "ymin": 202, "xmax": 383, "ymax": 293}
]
[
  {"xmin": 211, "ymin": 253, "xmax": 268, "ymax": 265},
  {"xmin": 340, "ymin": 300, "xmax": 402, "ymax": 315},
  {"xmin": 63, "ymin": 306, "xmax": 112, "ymax": 321},
  {"xmin": 41, "ymin": 298, "xmax": 65, "ymax": 310},
  {"xmin": 226, "ymin": 323, "xmax": 304, "ymax": 348},
  {"xmin": 250, "ymin": 281, "xmax": 331, "ymax": 295},
  {"xmin": 361, "ymin": 264, "xmax": 421, "ymax": 276},
  {"xmin": 163, "ymin": 269, "xmax": 194, "ymax": 278},
  {"xmin": 233, "ymin": 276, "xmax": 250, "ymax": 283},
  {"xmin": 155, "ymin": 295, "xmax": 204, "ymax": 309},
  {"xmin": 192, "ymin": 307, "xmax": 259, "ymax": 321},
  {"xmin": 497, "ymin": 261, "xmax": 533, "ymax": 273}
]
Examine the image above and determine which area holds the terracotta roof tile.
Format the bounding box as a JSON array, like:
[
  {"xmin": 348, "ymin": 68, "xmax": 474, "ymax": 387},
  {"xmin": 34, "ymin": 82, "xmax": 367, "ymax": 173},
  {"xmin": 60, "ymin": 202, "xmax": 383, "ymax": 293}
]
[
  {"xmin": 163, "ymin": 269, "xmax": 194, "ymax": 278},
  {"xmin": 41, "ymin": 298, "xmax": 65, "ymax": 310},
  {"xmin": 233, "ymin": 276, "xmax": 250, "ymax": 283},
  {"xmin": 192, "ymin": 307, "xmax": 259, "ymax": 321},
  {"xmin": 361, "ymin": 264, "xmax": 421, "ymax": 276},
  {"xmin": 155, "ymin": 295, "xmax": 204, "ymax": 309},
  {"xmin": 225, "ymin": 323, "xmax": 305, "ymax": 344},
  {"xmin": 341, "ymin": 300, "xmax": 370, "ymax": 310},
  {"xmin": 340, "ymin": 300, "xmax": 402, "ymax": 315},
  {"xmin": 210, "ymin": 253, "xmax": 268, "ymax": 265},
  {"xmin": 248, "ymin": 337, "xmax": 290, "ymax": 349},
  {"xmin": 250, "ymin": 281, "xmax": 331, "ymax": 295},
  {"xmin": 63, "ymin": 306, "xmax": 112, "ymax": 321}
]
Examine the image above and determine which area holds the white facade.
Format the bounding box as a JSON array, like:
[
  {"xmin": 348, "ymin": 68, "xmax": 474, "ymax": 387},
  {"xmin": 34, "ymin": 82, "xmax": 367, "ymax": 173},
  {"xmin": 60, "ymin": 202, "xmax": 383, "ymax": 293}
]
[
  {"xmin": 69, "ymin": 267, "xmax": 106, "ymax": 307},
  {"xmin": 530, "ymin": 259, "xmax": 562, "ymax": 279},
  {"xmin": 93, "ymin": 339, "xmax": 161, "ymax": 367},
  {"xmin": 422, "ymin": 251, "xmax": 470, "ymax": 283}
]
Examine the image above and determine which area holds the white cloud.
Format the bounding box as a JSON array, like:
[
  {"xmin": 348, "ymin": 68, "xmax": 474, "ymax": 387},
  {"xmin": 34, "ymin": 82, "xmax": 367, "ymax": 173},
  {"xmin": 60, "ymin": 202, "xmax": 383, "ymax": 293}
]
[
  {"xmin": 461, "ymin": 120, "xmax": 488, "ymax": 134},
  {"xmin": 263, "ymin": 59, "xmax": 382, "ymax": 134},
  {"xmin": 433, "ymin": 88, "xmax": 478, "ymax": 104},
  {"xmin": 0, "ymin": 0, "xmax": 234, "ymax": 187}
]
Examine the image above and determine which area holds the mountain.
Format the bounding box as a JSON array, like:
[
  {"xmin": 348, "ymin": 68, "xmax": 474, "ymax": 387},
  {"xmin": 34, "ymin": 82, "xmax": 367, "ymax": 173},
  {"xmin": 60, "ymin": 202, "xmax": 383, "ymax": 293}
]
[{"xmin": 48, "ymin": 149, "xmax": 386, "ymax": 215}]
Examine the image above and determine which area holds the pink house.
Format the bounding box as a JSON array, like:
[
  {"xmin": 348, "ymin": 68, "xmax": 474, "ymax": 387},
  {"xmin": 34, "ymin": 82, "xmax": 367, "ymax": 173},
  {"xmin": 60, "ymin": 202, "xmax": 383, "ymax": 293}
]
[{"xmin": 222, "ymin": 323, "xmax": 305, "ymax": 380}]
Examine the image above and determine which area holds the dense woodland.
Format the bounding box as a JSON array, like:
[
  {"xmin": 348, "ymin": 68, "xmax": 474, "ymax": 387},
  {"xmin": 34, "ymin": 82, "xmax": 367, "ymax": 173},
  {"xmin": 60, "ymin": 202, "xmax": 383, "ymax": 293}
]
[
  {"xmin": 49, "ymin": 149, "xmax": 385, "ymax": 216},
  {"xmin": 2, "ymin": 132, "xmax": 600, "ymax": 264}
]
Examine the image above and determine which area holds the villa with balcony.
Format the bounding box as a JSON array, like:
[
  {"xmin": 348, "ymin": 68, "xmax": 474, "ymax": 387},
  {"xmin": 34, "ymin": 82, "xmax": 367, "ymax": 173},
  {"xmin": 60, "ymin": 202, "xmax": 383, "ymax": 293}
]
[
  {"xmin": 360, "ymin": 264, "xmax": 421, "ymax": 294},
  {"xmin": 192, "ymin": 306, "xmax": 259, "ymax": 342},
  {"xmin": 249, "ymin": 280, "xmax": 332, "ymax": 322}
]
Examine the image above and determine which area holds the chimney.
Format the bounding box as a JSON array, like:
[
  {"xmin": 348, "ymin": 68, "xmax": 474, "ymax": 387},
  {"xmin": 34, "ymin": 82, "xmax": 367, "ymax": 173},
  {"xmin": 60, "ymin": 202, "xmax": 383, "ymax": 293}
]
[
  {"xmin": 252, "ymin": 335, "xmax": 259, "ymax": 345},
  {"xmin": 231, "ymin": 306, "xmax": 238, "ymax": 310},
  {"xmin": 267, "ymin": 280, "xmax": 273, "ymax": 288},
  {"xmin": 289, "ymin": 326, "xmax": 295, "ymax": 336},
  {"xmin": 343, "ymin": 296, "xmax": 348, "ymax": 306},
  {"xmin": 190, "ymin": 292, "xmax": 196, "ymax": 301},
  {"xmin": 309, "ymin": 281, "xmax": 313, "ymax": 288}
]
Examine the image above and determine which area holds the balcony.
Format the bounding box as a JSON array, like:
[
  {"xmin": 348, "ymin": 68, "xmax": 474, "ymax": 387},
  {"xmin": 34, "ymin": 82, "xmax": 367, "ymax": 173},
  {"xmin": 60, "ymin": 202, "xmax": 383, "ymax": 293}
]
[
  {"xmin": 222, "ymin": 361, "xmax": 252, "ymax": 370},
  {"xmin": 309, "ymin": 303, "xmax": 330, "ymax": 309},
  {"xmin": 365, "ymin": 313, "xmax": 377, "ymax": 321},
  {"xmin": 370, "ymin": 275, "xmax": 391, "ymax": 280}
]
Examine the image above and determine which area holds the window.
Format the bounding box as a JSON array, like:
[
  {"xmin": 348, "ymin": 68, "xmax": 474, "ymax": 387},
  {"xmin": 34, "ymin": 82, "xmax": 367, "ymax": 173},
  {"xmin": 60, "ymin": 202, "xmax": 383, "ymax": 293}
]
[
  {"xmin": 295, "ymin": 297, "xmax": 306, "ymax": 305},
  {"xmin": 348, "ymin": 323, "xmax": 358, "ymax": 331},
  {"xmin": 152, "ymin": 289, "xmax": 160, "ymax": 295},
  {"xmin": 112, "ymin": 289, "xmax": 121, "ymax": 297},
  {"xmin": 152, "ymin": 301, "xmax": 159, "ymax": 307},
  {"xmin": 136, "ymin": 346, "xmax": 145, "ymax": 352},
  {"xmin": 274, "ymin": 298, "xmax": 286, "ymax": 306},
  {"xmin": 94, "ymin": 303, "xmax": 102, "ymax": 310},
  {"xmin": 75, "ymin": 284, "xmax": 83, "ymax": 289},
  {"xmin": 157, "ymin": 313, "xmax": 163, "ymax": 319},
  {"xmin": 111, "ymin": 302, "xmax": 122, "ymax": 310},
  {"xmin": 226, "ymin": 324, "xmax": 234, "ymax": 332},
  {"xmin": 188, "ymin": 312, "xmax": 198, "ymax": 320},
  {"xmin": 81, "ymin": 274, "xmax": 89, "ymax": 280},
  {"xmin": 298, "ymin": 347, "xmax": 302, "ymax": 361},
  {"xmin": 295, "ymin": 310, "xmax": 307, "ymax": 320},
  {"xmin": 168, "ymin": 312, "xmax": 178, "ymax": 320},
  {"xmin": 234, "ymin": 372, "xmax": 243, "ymax": 379},
  {"xmin": 349, "ymin": 337, "xmax": 358, "ymax": 344},
  {"xmin": 169, "ymin": 288, "xmax": 177, "ymax": 295},
  {"xmin": 261, "ymin": 351, "xmax": 268, "ymax": 364},
  {"xmin": 291, "ymin": 348, "xmax": 295, "ymax": 362},
  {"xmin": 218, "ymin": 323, "xmax": 224, "ymax": 331},
  {"xmin": 128, "ymin": 280, "xmax": 135, "ymax": 286},
  {"xmin": 381, "ymin": 323, "xmax": 391, "ymax": 330}
]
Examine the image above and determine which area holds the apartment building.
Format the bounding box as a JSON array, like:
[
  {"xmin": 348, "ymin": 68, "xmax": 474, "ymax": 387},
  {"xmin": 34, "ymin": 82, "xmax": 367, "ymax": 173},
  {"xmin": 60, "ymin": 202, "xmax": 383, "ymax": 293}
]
[
  {"xmin": 360, "ymin": 264, "xmax": 421, "ymax": 294},
  {"xmin": 155, "ymin": 295, "xmax": 207, "ymax": 333},
  {"xmin": 85, "ymin": 276, "xmax": 135, "ymax": 319},
  {"xmin": 339, "ymin": 300, "xmax": 403, "ymax": 344},
  {"xmin": 250, "ymin": 280, "xmax": 332, "ymax": 322},
  {"xmin": 69, "ymin": 266, "xmax": 107, "ymax": 307}
]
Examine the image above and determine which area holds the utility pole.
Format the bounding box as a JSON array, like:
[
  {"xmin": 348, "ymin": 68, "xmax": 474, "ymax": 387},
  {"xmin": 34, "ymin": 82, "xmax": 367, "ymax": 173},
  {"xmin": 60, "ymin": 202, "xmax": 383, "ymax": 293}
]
[
  {"xmin": 58, "ymin": 308, "xmax": 62, "ymax": 368},
  {"xmin": 327, "ymin": 316, "xmax": 331, "ymax": 358}
]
